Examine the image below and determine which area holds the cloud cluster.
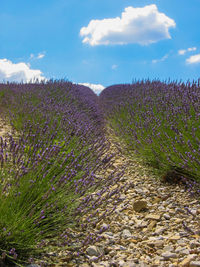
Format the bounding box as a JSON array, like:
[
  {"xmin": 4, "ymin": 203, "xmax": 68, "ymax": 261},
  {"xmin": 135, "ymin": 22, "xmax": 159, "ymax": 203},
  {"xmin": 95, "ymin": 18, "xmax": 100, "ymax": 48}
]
[
  {"xmin": 30, "ymin": 52, "xmax": 46, "ymax": 60},
  {"xmin": 80, "ymin": 4, "xmax": 175, "ymax": 46},
  {"xmin": 78, "ymin": 82, "xmax": 105, "ymax": 95},
  {"xmin": 177, "ymin": 47, "xmax": 200, "ymax": 64},
  {"xmin": 178, "ymin": 47, "xmax": 196, "ymax": 55},
  {"xmin": 0, "ymin": 58, "xmax": 46, "ymax": 83},
  {"xmin": 186, "ymin": 54, "xmax": 200, "ymax": 64},
  {"xmin": 152, "ymin": 53, "xmax": 168, "ymax": 64}
]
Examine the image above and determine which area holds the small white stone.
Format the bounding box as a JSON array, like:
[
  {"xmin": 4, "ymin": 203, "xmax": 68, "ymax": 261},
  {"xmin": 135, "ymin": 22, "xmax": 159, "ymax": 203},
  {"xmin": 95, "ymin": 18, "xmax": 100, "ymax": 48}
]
[
  {"xmin": 163, "ymin": 213, "xmax": 171, "ymax": 220},
  {"xmin": 102, "ymin": 223, "xmax": 109, "ymax": 229},
  {"xmin": 89, "ymin": 256, "xmax": 98, "ymax": 262},
  {"xmin": 163, "ymin": 245, "xmax": 174, "ymax": 252},
  {"xmin": 190, "ymin": 209, "xmax": 197, "ymax": 215},
  {"xmin": 161, "ymin": 252, "xmax": 177, "ymax": 259},
  {"xmin": 155, "ymin": 227, "xmax": 167, "ymax": 235},
  {"xmin": 180, "ymin": 249, "xmax": 190, "ymax": 256},
  {"xmin": 86, "ymin": 246, "xmax": 103, "ymax": 257},
  {"xmin": 190, "ymin": 262, "xmax": 200, "ymax": 267},
  {"xmin": 125, "ymin": 262, "xmax": 137, "ymax": 267},
  {"xmin": 104, "ymin": 232, "xmax": 113, "ymax": 237},
  {"xmin": 145, "ymin": 214, "xmax": 161, "ymax": 220},
  {"xmin": 118, "ymin": 259, "xmax": 125, "ymax": 266},
  {"xmin": 190, "ymin": 241, "xmax": 200, "ymax": 249},
  {"xmin": 122, "ymin": 229, "xmax": 132, "ymax": 238}
]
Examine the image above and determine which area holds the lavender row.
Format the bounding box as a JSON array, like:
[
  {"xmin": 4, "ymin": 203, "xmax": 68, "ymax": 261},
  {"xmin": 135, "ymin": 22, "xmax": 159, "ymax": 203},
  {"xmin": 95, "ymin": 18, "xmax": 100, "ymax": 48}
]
[
  {"xmin": 0, "ymin": 81, "xmax": 124, "ymax": 265},
  {"xmin": 100, "ymin": 80, "xmax": 200, "ymax": 185}
]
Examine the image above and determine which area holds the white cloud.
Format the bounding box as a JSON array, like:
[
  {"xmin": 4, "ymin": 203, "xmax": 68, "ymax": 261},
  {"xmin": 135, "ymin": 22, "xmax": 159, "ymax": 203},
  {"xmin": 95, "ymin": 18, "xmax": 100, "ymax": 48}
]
[
  {"xmin": 188, "ymin": 47, "xmax": 197, "ymax": 52},
  {"xmin": 78, "ymin": 82, "xmax": 105, "ymax": 95},
  {"xmin": 186, "ymin": 53, "xmax": 200, "ymax": 64},
  {"xmin": 111, "ymin": 64, "xmax": 118, "ymax": 70},
  {"xmin": 178, "ymin": 47, "xmax": 197, "ymax": 55},
  {"xmin": 178, "ymin": 49, "xmax": 187, "ymax": 55},
  {"xmin": 0, "ymin": 58, "xmax": 46, "ymax": 82},
  {"xmin": 30, "ymin": 52, "xmax": 46, "ymax": 60},
  {"xmin": 80, "ymin": 4, "xmax": 175, "ymax": 46},
  {"xmin": 152, "ymin": 53, "xmax": 168, "ymax": 64},
  {"xmin": 37, "ymin": 53, "xmax": 45, "ymax": 59},
  {"xmin": 30, "ymin": 53, "xmax": 35, "ymax": 59}
]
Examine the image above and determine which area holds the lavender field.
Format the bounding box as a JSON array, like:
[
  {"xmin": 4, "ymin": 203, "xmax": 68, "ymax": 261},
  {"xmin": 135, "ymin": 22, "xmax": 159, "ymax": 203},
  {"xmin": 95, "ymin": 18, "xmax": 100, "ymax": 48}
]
[{"xmin": 0, "ymin": 80, "xmax": 200, "ymax": 265}]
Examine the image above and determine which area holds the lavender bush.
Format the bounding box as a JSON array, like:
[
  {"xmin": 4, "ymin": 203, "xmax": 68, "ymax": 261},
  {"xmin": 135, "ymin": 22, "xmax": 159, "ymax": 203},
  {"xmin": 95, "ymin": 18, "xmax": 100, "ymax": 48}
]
[
  {"xmin": 100, "ymin": 80, "xmax": 200, "ymax": 183},
  {"xmin": 0, "ymin": 81, "xmax": 123, "ymax": 265}
]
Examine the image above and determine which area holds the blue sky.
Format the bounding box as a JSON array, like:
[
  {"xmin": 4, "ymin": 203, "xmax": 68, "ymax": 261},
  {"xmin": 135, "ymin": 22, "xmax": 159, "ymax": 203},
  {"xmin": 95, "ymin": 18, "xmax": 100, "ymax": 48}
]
[{"xmin": 0, "ymin": 0, "xmax": 200, "ymax": 93}]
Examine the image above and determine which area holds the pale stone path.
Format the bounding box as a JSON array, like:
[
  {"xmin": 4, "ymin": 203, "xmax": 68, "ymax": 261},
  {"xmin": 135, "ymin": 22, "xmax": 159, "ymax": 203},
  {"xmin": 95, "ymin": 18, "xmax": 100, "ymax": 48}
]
[
  {"xmin": 40, "ymin": 129, "xmax": 200, "ymax": 267},
  {"xmin": 0, "ymin": 116, "xmax": 13, "ymax": 138},
  {"xmin": 0, "ymin": 116, "xmax": 17, "ymax": 138},
  {"xmin": 78, "ymin": 130, "xmax": 200, "ymax": 267}
]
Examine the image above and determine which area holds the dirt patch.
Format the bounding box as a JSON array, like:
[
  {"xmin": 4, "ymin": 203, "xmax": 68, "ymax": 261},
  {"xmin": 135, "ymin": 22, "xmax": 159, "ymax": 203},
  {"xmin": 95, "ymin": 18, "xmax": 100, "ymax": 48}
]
[{"xmin": 0, "ymin": 117, "xmax": 13, "ymax": 138}]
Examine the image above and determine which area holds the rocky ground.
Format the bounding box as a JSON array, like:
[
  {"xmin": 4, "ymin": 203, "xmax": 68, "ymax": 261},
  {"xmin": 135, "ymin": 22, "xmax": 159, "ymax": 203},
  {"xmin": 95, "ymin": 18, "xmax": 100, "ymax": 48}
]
[
  {"xmin": 40, "ymin": 130, "xmax": 200, "ymax": 267},
  {"xmin": 0, "ymin": 117, "xmax": 13, "ymax": 138}
]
